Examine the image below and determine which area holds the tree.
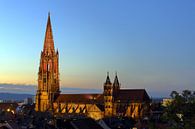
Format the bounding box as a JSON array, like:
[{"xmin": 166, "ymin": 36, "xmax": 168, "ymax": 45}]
[{"xmin": 163, "ymin": 90, "xmax": 195, "ymax": 129}]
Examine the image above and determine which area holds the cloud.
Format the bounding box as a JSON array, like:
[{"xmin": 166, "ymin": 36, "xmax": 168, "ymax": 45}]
[
  {"xmin": 0, "ymin": 83, "xmax": 172, "ymax": 97},
  {"xmin": 0, "ymin": 83, "xmax": 102, "ymax": 95},
  {"xmin": 0, "ymin": 83, "xmax": 36, "ymax": 94}
]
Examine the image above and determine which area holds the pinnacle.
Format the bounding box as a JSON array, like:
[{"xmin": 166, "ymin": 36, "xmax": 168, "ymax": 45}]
[
  {"xmin": 105, "ymin": 72, "xmax": 111, "ymax": 85},
  {"xmin": 113, "ymin": 72, "xmax": 119, "ymax": 86}
]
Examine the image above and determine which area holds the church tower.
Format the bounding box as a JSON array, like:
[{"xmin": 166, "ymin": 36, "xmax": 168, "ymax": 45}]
[
  {"xmin": 112, "ymin": 73, "xmax": 120, "ymax": 115},
  {"xmin": 103, "ymin": 72, "xmax": 113, "ymax": 117},
  {"xmin": 112, "ymin": 72, "xmax": 120, "ymax": 98},
  {"xmin": 35, "ymin": 14, "xmax": 60, "ymax": 112}
]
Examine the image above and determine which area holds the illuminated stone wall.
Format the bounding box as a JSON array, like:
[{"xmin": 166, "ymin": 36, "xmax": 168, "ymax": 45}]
[{"xmin": 53, "ymin": 102, "xmax": 104, "ymax": 120}]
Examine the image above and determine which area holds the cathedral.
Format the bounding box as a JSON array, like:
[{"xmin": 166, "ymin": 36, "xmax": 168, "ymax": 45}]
[{"xmin": 35, "ymin": 14, "xmax": 150, "ymax": 120}]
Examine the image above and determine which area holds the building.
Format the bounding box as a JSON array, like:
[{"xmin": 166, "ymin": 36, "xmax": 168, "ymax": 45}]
[
  {"xmin": 162, "ymin": 98, "xmax": 173, "ymax": 107},
  {"xmin": 24, "ymin": 97, "xmax": 33, "ymax": 105},
  {"xmin": 0, "ymin": 103, "xmax": 18, "ymax": 114},
  {"xmin": 35, "ymin": 14, "xmax": 150, "ymax": 120}
]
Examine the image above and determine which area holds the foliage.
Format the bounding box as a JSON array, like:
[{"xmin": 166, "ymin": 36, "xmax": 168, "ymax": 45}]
[{"xmin": 163, "ymin": 90, "xmax": 195, "ymax": 129}]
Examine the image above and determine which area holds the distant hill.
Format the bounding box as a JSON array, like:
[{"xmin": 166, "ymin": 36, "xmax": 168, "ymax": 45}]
[{"xmin": 0, "ymin": 93, "xmax": 34, "ymax": 101}]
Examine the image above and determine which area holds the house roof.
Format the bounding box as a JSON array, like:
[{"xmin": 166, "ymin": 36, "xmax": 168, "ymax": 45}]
[
  {"xmin": 115, "ymin": 89, "xmax": 150, "ymax": 103},
  {"xmin": 0, "ymin": 103, "xmax": 18, "ymax": 110},
  {"xmin": 55, "ymin": 94, "xmax": 104, "ymax": 104},
  {"xmin": 70, "ymin": 118, "xmax": 104, "ymax": 129}
]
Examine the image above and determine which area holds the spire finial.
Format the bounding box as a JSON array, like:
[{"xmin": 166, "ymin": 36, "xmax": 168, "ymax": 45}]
[
  {"xmin": 107, "ymin": 71, "xmax": 109, "ymax": 77},
  {"xmin": 115, "ymin": 71, "xmax": 117, "ymax": 76},
  {"xmin": 48, "ymin": 12, "xmax": 51, "ymax": 24}
]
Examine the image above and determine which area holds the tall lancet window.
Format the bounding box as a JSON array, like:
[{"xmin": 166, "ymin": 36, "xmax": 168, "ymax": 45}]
[{"xmin": 48, "ymin": 64, "xmax": 50, "ymax": 71}]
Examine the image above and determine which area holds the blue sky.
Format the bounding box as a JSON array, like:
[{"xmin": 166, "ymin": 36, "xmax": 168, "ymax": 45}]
[{"xmin": 0, "ymin": 0, "xmax": 194, "ymax": 97}]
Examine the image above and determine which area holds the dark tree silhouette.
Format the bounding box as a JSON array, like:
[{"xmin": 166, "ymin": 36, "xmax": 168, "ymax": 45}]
[{"xmin": 163, "ymin": 90, "xmax": 195, "ymax": 129}]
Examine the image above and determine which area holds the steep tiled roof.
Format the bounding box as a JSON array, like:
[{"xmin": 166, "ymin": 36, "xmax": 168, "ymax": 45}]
[
  {"xmin": 115, "ymin": 89, "xmax": 150, "ymax": 103},
  {"xmin": 55, "ymin": 94, "xmax": 104, "ymax": 104},
  {"xmin": 55, "ymin": 89, "xmax": 150, "ymax": 104},
  {"xmin": 96, "ymin": 104, "xmax": 105, "ymax": 111}
]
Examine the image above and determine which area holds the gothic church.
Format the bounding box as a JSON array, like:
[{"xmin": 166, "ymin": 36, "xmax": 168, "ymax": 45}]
[{"xmin": 35, "ymin": 14, "xmax": 150, "ymax": 120}]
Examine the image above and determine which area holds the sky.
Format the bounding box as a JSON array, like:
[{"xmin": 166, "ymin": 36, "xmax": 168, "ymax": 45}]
[{"xmin": 0, "ymin": 0, "xmax": 194, "ymax": 97}]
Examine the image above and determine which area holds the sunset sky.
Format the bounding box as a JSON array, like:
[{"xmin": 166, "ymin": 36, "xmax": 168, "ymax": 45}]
[{"xmin": 0, "ymin": 0, "xmax": 194, "ymax": 97}]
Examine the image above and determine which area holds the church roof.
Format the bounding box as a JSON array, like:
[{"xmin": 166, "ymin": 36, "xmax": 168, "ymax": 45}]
[
  {"xmin": 55, "ymin": 89, "xmax": 150, "ymax": 104},
  {"xmin": 55, "ymin": 94, "xmax": 104, "ymax": 104},
  {"xmin": 115, "ymin": 89, "xmax": 150, "ymax": 103},
  {"xmin": 0, "ymin": 103, "xmax": 18, "ymax": 110}
]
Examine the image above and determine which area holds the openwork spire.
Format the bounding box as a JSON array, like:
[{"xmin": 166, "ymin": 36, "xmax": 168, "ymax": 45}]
[{"xmin": 43, "ymin": 13, "xmax": 55, "ymax": 53}]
